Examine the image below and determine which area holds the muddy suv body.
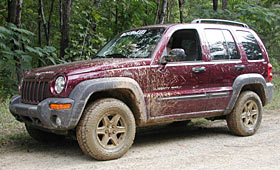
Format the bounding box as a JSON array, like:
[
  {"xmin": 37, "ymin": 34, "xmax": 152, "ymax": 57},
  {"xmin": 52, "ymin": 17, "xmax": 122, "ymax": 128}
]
[{"xmin": 10, "ymin": 19, "xmax": 274, "ymax": 160}]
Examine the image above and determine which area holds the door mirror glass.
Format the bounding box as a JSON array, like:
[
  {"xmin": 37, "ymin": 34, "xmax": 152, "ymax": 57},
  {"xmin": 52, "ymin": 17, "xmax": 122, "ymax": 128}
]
[{"xmin": 160, "ymin": 48, "xmax": 186, "ymax": 64}]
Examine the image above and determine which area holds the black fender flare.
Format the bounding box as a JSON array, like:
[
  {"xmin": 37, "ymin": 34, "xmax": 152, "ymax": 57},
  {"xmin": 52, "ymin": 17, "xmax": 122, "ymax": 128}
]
[
  {"xmin": 225, "ymin": 73, "xmax": 271, "ymax": 114},
  {"xmin": 68, "ymin": 77, "xmax": 147, "ymax": 128}
]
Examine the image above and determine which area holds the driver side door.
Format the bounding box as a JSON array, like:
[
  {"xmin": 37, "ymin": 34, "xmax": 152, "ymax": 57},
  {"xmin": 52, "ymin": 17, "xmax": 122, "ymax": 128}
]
[{"xmin": 149, "ymin": 29, "xmax": 210, "ymax": 118}]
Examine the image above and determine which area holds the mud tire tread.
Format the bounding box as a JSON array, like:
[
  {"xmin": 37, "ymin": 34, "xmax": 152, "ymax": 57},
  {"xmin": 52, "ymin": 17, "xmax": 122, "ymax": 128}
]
[
  {"xmin": 76, "ymin": 98, "xmax": 136, "ymax": 160},
  {"xmin": 226, "ymin": 91, "xmax": 262, "ymax": 136}
]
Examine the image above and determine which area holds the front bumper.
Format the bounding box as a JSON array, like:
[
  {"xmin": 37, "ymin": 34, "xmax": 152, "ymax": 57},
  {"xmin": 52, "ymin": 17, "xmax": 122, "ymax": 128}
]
[{"xmin": 9, "ymin": 95, "xmax": 76, "ymax": 130}]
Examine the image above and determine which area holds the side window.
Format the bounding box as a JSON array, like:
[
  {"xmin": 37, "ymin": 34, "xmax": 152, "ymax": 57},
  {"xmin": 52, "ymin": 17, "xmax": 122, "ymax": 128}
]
[
  {"xmin": 223, "ymin": 30, "xmax": 240, "ymax": 59},
  {"xmin": 163, "ymin": 29, "xmax": 202, "ymax": 62},
  {"xmin": 205, "ymin": 29, "xmax": 240, "ymax": 60},
  {"xmin": 236, "ymin": 31, "xmax": 263, "ymax": 60}
]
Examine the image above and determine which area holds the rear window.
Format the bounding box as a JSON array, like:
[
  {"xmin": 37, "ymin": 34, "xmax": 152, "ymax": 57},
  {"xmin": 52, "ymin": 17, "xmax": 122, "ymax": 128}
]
[{"xmin": 236, "ymin": 31, "xmax": 263, "ymax": 60}]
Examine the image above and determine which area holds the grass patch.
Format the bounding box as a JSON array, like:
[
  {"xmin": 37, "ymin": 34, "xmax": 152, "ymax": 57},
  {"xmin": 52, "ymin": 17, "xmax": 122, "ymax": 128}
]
[
  {"xmin": 0, "ymin": 98, "xmax": 27, "ymax": 145},
  {"xmin": 265, "ymin": 74, "xmax": 280, "ymax": 110}
]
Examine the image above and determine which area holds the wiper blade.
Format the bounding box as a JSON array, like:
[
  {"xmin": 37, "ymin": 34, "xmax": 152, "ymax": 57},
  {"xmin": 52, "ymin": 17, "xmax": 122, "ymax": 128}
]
[
  {"xmin": 94, "ymin": 55, "xmax": 105, "ymax": 59},
  {"xmin": 105, "ymin": 53, "xmax": 127, "ymax": 58}
]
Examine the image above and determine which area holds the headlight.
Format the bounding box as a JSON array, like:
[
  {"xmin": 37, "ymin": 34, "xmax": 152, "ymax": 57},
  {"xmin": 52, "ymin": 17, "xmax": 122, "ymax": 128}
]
[{"xmin": 55, "ymin": 76, "xmax": 65, "ymax": 94}]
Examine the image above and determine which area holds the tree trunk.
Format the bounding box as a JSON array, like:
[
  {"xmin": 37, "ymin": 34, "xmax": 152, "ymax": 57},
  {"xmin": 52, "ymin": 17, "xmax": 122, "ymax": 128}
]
[
  {"xmin": 213, "ymin": 0, "xmax": 218, "ymax": 11},
  {"xmin": 158, "ymin": 0, "xmax": 167, "ymax": 24},
  {"xmin": 39, "ymin": 0, "xmax": 49, "ymax": 45},
  {"xmin": 178, "ymin": 0, "xmax": 184, "ymax": 23},
  {"xmin": 7, "ymin": 0, "xmax": 23, "ymax": 83},
  {"xmin": 154, "ymin": 0, "xmax": 160, "ymax": 24},
  {"xmin": 59, "ymin": 0, "xmax": 63, "ymax": 31},
  {"xmin": 47, "ymin": 0, "xmax": 55, "ymax": 46},
  {"xmin": 7, "ymin": 0, "xmax": 17, "ymax": 23},
  {"xmin": 16, "ymin": 0, "xmax": 22, "ymax": 27},
  {"xmin": 60, "ymin": 0, "xmax": 72, "ymax": 58},
  {"xmin": 222, "ymin": 0, "xmax": 227, "ymax": 10}
]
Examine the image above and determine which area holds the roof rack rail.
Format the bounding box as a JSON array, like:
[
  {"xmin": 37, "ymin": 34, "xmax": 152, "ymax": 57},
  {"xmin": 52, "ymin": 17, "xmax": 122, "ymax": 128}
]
[{"xmin": 191, "ymin": 19, "xmax": 249, "ymax": 28}]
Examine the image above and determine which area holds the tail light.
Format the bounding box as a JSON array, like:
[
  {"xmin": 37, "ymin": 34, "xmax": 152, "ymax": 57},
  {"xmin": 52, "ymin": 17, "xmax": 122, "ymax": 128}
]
[{"xmin": 268, "ymin": 63, "xmax": 273, "ymax": 82}]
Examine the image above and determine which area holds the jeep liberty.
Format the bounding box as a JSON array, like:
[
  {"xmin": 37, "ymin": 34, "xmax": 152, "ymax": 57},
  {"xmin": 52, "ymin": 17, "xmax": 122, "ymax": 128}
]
[{"xmin": 10, "ymin": 19, "xmax": 274, "ymax": 160}]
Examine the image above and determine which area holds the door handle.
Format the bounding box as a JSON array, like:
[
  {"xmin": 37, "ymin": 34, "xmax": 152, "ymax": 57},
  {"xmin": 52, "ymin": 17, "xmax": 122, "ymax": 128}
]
[
  {"xmin": 234, "ymin": 65, "xmax": 245, "ymax": 71},
  {"xmin": 192, "ymin": 66, "xmax": 206, "ymax": 73}
]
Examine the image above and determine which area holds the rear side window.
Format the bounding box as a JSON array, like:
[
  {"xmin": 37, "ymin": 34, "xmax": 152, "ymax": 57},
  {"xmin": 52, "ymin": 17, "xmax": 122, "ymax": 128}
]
[
  {"xmin": 205, "ymin": 29, "xmax": 240, "ymax": 60},
  {"xmin": 236, "ymin": 31, "xmax": 263, "ymax": 60}
]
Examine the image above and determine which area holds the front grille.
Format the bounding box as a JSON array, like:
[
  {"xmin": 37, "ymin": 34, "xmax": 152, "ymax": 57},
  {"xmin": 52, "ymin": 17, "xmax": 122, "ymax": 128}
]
[{"xmin": 21, "ymin": 80, "xmax": 50, "ymax": 104}]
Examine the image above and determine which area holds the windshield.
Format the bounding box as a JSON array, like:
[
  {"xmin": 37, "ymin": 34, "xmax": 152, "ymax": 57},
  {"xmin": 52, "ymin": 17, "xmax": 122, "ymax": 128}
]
[{"xmin": 95, "ymin": 28, "xmax": 165, "ymax": 59}]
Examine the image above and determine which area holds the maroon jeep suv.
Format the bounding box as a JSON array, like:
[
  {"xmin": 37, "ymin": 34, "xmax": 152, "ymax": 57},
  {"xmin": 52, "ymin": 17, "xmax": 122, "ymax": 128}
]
[{"xmin": 10, "ymin": 19, "xmax": 274, "ymax": 160}]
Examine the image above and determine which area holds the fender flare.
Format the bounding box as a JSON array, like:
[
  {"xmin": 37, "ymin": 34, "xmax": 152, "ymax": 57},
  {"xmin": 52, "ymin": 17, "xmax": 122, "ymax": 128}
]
[
  {"xmin": 68, "ymin": 77, "xmax": 147, "ymax": 128},
  {"xmin": 225, "ymin": 73, "xmax": 269, "ymax": 114}
]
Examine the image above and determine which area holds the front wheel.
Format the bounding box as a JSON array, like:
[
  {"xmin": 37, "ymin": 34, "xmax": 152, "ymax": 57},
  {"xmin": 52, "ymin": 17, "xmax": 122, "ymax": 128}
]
[
  {"xmin": 226, "ymin": 91, "xmax": 262, "ymax": 136},
  {"xmin": 76, "ymin": 98, "xmax": 136, "ymax": 160}
]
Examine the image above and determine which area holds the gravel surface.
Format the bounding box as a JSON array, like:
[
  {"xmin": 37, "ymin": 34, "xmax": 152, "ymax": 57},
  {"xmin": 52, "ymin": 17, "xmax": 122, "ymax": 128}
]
[{"xmin": 0, "ymin": 109, "xmax": 279, "ymax": 170}]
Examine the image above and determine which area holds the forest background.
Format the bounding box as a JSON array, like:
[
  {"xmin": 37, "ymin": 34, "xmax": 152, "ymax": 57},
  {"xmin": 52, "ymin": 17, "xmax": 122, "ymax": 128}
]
[{"xmin": 0, "ymin": 0, "xmax": 279, "ymax": 98}]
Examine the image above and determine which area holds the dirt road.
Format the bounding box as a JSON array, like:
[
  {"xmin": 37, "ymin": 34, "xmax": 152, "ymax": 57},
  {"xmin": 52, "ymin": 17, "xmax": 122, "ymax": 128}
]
[{"xmin": 0, "ymin": 109, "xmax": 279, "ymax": 170}]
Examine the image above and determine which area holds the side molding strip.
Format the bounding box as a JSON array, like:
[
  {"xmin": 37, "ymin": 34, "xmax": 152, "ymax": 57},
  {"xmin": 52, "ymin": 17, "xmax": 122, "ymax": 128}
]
[{"xmin": 156, "ymin": 92, "xmax": 230, "ymax": 102}]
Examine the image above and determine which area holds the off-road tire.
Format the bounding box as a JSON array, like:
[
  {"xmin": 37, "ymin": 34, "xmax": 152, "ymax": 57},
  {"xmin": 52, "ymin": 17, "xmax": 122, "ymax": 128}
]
[
  {"xmin": 25, "ymin": 124, "xmax": 65, "ymax": 143},
  {"xmin": 226, "ymin": 91, "xmax": 262, "ymax": 136},
  {"xmin": 76, "ymin": 98, "xmax": 136, "ymax": 160}
]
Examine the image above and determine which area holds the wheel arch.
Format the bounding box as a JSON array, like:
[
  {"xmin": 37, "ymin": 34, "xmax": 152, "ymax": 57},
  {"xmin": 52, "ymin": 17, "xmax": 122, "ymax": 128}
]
[
  {"xmin": 225, "ymin": 74, "xmax": 269, "ymax": 114},
  {"xmin": 240, "ymin": 84, "xmax": 266, "ymax": 106},
  {"xmin": 68, "ymin": 77, "xmax": 147, "ymax": 128},
  {"xmin": 85, "ymin": 88, "xmax": 143, "ymax": 126}
]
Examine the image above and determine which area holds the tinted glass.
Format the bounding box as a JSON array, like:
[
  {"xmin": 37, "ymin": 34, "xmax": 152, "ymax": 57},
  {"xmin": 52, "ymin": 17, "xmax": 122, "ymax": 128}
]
[
  {"xmin": 96, "ymin": 28, "xmax": 165, "ymax": 58},
  {"xmin": 205, "ymin": 29, "xmax": 240, "ymax": 60},
  {"xmin": 205, "ymin": 29, "xmax": 227, "ymax": 60},
  {"xmin": 236, "ymin": 31, "xmax": 263, "ymax": 60},
  {"xmin": 222, "ymin": 30, "xmax": 240, "ymax": 59}
]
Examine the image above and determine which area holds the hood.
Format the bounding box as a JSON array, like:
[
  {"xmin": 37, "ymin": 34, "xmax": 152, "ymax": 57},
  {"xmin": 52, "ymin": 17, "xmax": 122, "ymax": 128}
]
[{"xmin": 25, "ymin": 58, "xmax": 150, "ymax": 79}]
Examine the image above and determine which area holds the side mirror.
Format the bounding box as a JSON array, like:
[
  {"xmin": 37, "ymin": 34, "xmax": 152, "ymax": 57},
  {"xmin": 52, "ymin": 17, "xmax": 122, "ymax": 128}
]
[
  {"xmin": 159, "ymin": 48, "xmax": 186, "ymax": 64},
  {"xmin": 169, "ymin": 48, "xmax": 185, "ymax": 58}
]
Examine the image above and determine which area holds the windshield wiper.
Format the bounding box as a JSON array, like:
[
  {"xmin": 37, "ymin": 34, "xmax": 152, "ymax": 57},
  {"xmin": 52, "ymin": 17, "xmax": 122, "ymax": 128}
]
[
  {"xmin": 95, "ymin": 55, "xmax": 105, "ymax": 58},
  {"xmin": 105, "ymin": 53, "xmax": 127, "ymax": 58}
]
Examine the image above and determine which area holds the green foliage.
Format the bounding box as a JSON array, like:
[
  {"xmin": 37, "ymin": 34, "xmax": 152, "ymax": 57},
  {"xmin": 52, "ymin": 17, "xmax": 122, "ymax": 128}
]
[
  {"xmin": 65, "ymin": 0, "xmax": 157, "ymax": 61},
  {"xmin": 183, "ymin": 1, "xmax": 280, "ymax": 71},
  {"xmin": 65, "ymin": 0, "xmax": 107, "ymax": 61},
  {"xmin": 0, "ymin": 24, "xmax": 57, "ymax": 96},
  {"xmin": 1, "ymin": 0, "xmax": 280, "ymax": 97}
]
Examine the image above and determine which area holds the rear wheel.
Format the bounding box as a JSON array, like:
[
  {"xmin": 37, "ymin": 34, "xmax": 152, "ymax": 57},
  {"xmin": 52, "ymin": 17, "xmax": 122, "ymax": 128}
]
[
  {"xmin": 25, "ymin": 124, "xmax": 65, "ymax": 143},
  {"xmin": 76, "ymin": 98, "xmax": 136, "ymax": 160},
  {"xmin": 226, "ymin": 91, "xmax": 262, "ymax": 136}
]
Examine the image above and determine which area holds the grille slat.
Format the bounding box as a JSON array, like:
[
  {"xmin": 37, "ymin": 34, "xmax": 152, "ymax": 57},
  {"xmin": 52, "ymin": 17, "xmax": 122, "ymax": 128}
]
[
  {"xmin": 36, "ymin": 81, "xmax": 40, "ymax": 102},
  {"xmin": 21, "ymin": 80, "xmax": 49, "ymax": 104},
  {"xmin": 27, "ymin": 81, "xmax": 31, "ymax": 102}
]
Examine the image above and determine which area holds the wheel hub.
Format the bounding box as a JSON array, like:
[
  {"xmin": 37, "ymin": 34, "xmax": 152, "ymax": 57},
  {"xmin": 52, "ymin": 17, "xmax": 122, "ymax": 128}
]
[
  {"xmin": 96, "ymin": 113, "xmax": 127, "ymax": 149},
  {"xmin": 241, "ymin": 100, "xmax": 259, "ymax": 129}
]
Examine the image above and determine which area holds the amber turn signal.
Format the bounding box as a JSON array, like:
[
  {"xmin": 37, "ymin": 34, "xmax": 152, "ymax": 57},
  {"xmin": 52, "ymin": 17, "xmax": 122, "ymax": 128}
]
[{"xmin": 49, "ymin": 103, "xmax": 72, "ymax": 110}]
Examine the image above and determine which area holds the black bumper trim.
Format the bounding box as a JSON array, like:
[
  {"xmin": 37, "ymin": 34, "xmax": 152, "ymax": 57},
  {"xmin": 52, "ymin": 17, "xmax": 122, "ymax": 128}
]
[{"xmin": 10, "ymin": 95, "xmax": 75, "ymax": 130}]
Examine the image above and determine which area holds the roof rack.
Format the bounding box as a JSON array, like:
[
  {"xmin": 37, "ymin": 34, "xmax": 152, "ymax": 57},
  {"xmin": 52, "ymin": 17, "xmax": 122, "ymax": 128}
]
[{"xmin": 191, "ymin": 19, "xmax": 249, "ymax": 28}]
